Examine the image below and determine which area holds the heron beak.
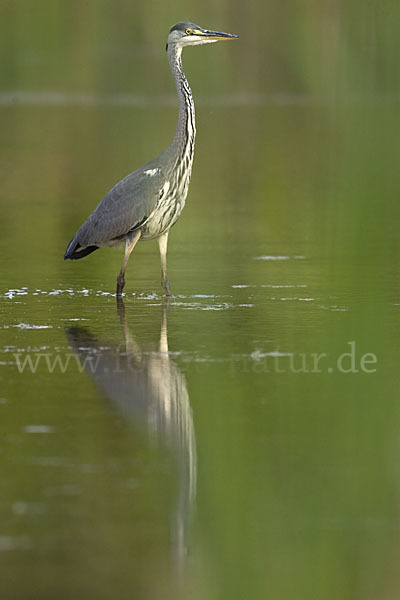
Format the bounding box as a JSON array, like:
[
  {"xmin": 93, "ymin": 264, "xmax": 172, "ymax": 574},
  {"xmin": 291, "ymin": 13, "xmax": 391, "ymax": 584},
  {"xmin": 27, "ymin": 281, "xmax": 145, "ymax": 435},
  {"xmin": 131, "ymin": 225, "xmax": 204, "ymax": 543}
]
[{"xmin": 198, "ymin": 29, "xmax": 239, "ymax": 41}]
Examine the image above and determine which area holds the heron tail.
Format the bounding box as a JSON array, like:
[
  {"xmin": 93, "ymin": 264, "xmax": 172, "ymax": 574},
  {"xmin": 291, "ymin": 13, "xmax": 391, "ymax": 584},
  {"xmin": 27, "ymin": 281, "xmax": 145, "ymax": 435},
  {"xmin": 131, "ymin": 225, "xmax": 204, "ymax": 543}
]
[{"xmin": 64, "ymin": 238, "xmax": 99, "ymax": 260}]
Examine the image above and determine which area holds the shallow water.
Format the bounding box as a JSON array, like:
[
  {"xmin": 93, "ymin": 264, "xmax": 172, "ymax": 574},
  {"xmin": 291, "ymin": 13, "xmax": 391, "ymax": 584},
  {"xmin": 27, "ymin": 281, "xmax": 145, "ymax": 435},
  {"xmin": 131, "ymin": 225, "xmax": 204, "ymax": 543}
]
[{"xmin": 1, "ymin": 4, "xmax": 400, "ymax": 600}]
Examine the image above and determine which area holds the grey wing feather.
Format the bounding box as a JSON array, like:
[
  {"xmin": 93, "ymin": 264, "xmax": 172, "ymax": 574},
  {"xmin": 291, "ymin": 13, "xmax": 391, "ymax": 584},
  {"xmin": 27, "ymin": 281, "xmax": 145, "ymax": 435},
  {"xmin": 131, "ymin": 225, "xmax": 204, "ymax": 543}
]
[{"xmin": 72, "ymin": 165, "xmax": 166, "ymax": 249}]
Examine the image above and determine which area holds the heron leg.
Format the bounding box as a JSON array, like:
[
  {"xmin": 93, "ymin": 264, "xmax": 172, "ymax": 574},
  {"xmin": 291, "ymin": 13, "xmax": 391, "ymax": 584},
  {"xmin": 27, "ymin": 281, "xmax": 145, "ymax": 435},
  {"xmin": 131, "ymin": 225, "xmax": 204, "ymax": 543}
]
[
  {"xmin": 158, "ymin": 232, "xmax": 171, "ymax": 296},
  {"xmin": 116, "ymin": 230, "xmax": 141, "ymax": 296}
]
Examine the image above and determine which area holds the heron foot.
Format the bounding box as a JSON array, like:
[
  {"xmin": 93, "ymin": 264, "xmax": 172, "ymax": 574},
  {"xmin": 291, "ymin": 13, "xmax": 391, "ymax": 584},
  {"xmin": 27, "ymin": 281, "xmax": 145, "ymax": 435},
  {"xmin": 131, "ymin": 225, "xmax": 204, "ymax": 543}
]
[
  {"xmin": 162, "ymin": 278, "xmax": 171, "ymax": 297},
  {"xmin": 116, "ymin": 274, "xmax": 125, "ymax": 297}
]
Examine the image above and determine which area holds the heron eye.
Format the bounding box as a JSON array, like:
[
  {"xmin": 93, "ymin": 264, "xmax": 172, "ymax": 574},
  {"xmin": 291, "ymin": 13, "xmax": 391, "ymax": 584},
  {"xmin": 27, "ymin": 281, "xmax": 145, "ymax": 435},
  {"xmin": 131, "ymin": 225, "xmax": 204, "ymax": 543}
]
[{"xmin": 185, "ymin": 28, "xmax": 192, "ymax": 35}]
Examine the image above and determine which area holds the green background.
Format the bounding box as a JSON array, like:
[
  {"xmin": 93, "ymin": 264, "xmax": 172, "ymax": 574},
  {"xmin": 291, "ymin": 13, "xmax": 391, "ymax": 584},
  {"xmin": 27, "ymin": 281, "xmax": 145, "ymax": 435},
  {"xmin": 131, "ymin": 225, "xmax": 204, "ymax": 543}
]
[{"xmin": 1, "ymin": 1, "xmax": 400, "ymax": 598}]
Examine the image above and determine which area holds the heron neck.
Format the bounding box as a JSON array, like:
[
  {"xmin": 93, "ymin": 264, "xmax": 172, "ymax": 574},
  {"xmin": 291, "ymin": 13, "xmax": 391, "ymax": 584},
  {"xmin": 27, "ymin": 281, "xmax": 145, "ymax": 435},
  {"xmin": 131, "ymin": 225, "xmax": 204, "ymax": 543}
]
[{"xmin": 168, "ymin": 45, "xmax": 196, "ymax": 164}]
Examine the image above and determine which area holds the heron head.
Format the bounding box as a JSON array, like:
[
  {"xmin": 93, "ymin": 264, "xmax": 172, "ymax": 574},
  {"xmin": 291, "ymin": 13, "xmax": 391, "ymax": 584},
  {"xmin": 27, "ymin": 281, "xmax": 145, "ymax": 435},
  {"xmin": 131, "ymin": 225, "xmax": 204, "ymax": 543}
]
[{"xmin": 166, "ymin": 22, "xmax": 238, "ymax": 51}]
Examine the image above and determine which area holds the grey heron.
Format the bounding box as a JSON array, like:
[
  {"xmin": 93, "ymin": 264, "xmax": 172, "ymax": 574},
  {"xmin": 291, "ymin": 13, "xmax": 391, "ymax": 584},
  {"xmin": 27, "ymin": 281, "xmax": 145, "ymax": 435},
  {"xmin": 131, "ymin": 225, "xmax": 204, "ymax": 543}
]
[{"xmin": 64, "ymin": 22, "xmax": 238, "ymax": 296}]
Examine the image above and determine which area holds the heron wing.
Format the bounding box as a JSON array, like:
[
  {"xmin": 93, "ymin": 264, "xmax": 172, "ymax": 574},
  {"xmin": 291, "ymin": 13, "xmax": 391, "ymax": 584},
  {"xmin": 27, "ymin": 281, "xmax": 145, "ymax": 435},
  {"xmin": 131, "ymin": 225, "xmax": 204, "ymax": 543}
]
[{"xmin": 73, "ymin": 164, "xmax": 166, "ymax": 249}]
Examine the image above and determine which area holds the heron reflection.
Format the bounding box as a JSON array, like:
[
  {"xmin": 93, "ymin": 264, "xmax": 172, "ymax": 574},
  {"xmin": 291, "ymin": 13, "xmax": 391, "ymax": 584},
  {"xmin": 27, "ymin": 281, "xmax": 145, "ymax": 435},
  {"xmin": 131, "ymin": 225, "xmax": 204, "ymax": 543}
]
[{"xmin": 65, "ymin": 299, "xmax": 196, "ymax": 567}]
